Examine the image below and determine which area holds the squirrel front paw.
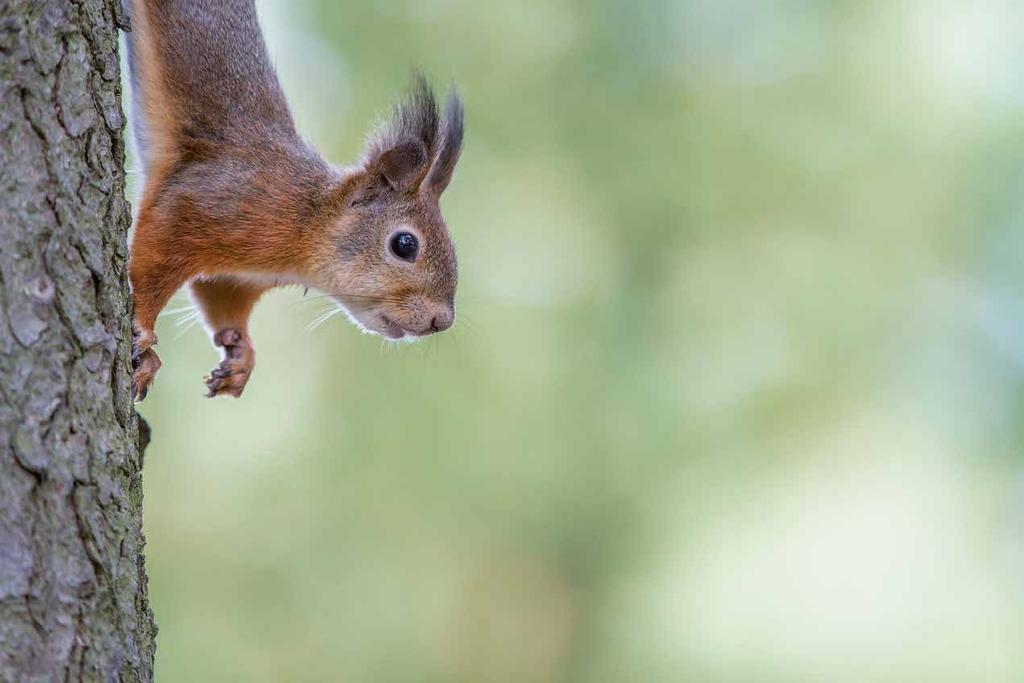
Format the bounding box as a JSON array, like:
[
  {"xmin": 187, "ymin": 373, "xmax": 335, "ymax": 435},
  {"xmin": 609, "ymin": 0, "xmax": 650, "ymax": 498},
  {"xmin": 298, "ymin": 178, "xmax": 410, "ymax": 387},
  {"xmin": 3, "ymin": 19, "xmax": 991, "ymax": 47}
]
[
  {"xmin": 205, "ymin": 328, "xmax": 255, "ymax": 398},
  {"xmin": 131, "ymin": 330, "xmax": 161, "ymax": 402},
  {"xmin": 132, "ymin": 350, "xmax": 162, "ymax": 402}
]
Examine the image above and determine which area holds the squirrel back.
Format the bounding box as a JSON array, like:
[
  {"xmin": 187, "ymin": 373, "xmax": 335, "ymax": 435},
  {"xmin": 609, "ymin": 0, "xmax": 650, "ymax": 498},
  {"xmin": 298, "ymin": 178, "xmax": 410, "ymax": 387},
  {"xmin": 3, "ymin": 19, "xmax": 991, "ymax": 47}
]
[{"xmin": 126, "ymin": 0, "xmax": 298, "ymax": 174}]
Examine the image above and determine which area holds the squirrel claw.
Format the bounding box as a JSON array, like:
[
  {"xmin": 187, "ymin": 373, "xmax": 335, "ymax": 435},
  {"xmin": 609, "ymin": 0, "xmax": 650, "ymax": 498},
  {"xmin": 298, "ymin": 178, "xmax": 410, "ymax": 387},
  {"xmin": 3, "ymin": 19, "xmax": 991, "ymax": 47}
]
[
  {"xmin": 205, "ymin": 328, "xmax": 254, "ymax": 398},
  {"xmin": 131, "ymin": 348, "xmax": 161, "ymax": 402},
  {"xmin": 132, "ymin": 329, "xmax": 158, "ymax": 367}
]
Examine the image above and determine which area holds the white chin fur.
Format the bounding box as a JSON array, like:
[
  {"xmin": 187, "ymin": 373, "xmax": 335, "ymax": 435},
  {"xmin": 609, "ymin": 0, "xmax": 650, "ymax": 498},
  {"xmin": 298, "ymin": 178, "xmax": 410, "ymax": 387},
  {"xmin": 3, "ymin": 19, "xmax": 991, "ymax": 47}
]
[{"xmin": 342, "ymin": 307, "xmax": 416, "ymax": 343}]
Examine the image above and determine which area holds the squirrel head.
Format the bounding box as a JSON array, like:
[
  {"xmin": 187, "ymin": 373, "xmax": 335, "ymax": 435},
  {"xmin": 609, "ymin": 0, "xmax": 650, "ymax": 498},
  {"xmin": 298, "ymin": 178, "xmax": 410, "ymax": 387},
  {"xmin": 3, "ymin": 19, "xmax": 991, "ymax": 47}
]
[{"xmin": 315, "ymin": 75, "xmax": 464, "ymax": 340}]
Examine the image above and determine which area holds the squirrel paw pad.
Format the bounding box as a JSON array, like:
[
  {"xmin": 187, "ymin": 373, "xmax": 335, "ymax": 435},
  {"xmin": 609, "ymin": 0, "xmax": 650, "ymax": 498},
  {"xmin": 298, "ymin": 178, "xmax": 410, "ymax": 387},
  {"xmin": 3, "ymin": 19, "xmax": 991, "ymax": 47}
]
[{"xmin": 205, "ymin": 328, "xmax": 254, "ymax": 398}]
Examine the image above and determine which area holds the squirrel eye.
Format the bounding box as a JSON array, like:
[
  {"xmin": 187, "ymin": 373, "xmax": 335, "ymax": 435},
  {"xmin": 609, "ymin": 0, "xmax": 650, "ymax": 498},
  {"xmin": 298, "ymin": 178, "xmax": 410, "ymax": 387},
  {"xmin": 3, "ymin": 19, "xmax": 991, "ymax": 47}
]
[{"xmin": 390, "ymin": 231, "xmax": 419, "ymax": 262}]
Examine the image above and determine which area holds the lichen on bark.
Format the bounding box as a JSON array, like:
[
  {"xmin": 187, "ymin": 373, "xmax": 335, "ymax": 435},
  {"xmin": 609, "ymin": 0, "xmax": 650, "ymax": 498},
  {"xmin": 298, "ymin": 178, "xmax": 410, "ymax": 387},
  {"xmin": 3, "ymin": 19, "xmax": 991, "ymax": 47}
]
[{"xmin": 0, "ymin": 1, "xmax": 156, "ymax": 680}]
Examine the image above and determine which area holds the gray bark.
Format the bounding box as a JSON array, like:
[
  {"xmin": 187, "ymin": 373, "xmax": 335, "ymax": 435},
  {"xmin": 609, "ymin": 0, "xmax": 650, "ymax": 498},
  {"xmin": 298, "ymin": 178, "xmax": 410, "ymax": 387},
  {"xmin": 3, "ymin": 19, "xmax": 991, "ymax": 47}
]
[{"xmin": 0, "ymin": 1, "xmax": 156, "ymax": 681}]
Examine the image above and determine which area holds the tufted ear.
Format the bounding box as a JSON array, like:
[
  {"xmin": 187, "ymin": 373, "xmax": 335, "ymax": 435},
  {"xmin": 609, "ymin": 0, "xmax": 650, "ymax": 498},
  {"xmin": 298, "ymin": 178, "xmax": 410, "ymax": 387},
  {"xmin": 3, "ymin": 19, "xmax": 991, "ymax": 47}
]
[
  {"xmin": 361, "ymin": 73, "xmax": 439, "ymax": 198},
  {"xmin": 358, "ymin": 74, "xmax": 463, "ymax": 200},
  {"xmin": 378, "ymin": 139, "xmax": 428, "ymax": 192}
]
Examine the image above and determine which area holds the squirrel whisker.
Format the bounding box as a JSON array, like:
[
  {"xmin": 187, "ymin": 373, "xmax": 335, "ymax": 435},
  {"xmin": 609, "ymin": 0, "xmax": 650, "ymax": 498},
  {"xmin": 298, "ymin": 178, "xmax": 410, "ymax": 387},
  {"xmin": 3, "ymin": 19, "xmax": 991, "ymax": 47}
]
[{"xmin": 306, "ymin": 307, "xmax": 346, "ymax": 332}]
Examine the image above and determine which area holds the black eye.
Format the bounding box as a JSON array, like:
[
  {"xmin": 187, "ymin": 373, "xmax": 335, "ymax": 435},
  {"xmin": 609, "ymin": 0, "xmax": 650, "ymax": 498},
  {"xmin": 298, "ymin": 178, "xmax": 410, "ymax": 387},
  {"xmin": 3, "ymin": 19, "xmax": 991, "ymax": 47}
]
[{"xmin": 390, "ymin": 231, "xmax": 419, "ymax": 262}]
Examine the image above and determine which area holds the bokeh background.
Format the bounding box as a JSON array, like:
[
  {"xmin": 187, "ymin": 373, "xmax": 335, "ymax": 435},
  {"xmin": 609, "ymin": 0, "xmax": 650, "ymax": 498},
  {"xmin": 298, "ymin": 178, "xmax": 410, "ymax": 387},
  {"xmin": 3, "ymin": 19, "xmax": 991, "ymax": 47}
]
[{"xmin": 130, "ymin": 1, "xmax": 1024, "ymax": 680}]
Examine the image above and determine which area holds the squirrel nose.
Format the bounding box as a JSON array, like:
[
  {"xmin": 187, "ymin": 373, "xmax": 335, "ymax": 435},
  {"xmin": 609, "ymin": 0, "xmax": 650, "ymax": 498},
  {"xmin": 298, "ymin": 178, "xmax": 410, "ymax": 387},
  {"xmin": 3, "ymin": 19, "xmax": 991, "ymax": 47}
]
[{"xmin": 429, "ymin": 307, "xmax": 454, "ymax": 333}]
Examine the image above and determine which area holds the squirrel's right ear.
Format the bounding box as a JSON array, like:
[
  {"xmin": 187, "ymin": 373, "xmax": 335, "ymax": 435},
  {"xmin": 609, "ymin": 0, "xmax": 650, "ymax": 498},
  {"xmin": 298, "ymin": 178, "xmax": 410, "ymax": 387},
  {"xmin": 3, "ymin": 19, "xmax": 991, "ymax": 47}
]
[{"xmin": 422, "ymin": 89, "xmax": 464, "ymax": 199}]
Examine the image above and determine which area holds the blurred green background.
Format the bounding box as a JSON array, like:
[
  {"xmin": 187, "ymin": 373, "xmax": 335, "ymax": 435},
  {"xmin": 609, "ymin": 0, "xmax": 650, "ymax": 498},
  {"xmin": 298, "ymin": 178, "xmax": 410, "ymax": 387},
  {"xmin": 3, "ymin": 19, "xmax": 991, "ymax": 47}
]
[{"xmin": 131, "ymin": 0, "xmax": 1024, "ymax": 680}]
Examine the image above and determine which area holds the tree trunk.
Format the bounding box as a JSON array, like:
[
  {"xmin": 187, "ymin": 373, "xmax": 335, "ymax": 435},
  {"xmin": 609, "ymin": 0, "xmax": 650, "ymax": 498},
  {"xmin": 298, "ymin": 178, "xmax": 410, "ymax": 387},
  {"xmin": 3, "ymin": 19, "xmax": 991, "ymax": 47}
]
[{"xmin": 0, "ymin": 1, "xmax": 156, "ymax": 681}]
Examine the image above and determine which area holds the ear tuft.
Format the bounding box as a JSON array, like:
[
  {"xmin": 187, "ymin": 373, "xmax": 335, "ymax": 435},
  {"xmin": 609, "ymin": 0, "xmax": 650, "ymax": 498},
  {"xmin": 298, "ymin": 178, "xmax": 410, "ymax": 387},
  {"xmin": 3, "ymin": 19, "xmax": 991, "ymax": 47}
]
[
  {"xmin": 362, "ymin": 72, "xmax": 464, "ymax": 199},
  {"xmin": 362, "ymin": 72, "xmax": 440, "ymax": 194}
]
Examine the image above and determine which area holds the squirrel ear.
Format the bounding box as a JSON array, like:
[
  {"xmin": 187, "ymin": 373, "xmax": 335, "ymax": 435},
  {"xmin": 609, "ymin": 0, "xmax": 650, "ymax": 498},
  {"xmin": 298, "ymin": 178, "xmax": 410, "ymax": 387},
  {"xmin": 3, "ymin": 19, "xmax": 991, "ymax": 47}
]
[
  {"xmin": 379, "ymin": 139, "xmax": 428, "ymax": 192},
  {"xmin": 423, "ymin": 89, "xmax": 464, "ymax": 198}
]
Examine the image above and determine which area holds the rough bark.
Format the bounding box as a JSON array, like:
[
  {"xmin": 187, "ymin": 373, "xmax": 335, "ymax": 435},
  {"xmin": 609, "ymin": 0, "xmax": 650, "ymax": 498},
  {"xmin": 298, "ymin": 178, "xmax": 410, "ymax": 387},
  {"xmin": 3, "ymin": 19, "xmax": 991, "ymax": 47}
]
[{"xmin": 0, "ymin": 1, "xmax": 156, "ymax": 681}]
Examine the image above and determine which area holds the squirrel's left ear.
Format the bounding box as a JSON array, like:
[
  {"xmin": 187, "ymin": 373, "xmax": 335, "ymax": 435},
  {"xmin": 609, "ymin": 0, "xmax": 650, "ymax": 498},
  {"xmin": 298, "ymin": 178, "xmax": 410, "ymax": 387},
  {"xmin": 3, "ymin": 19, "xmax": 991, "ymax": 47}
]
[{"xmin": 378, "ymin": 139, "xmax": 428, "ymax": 192}]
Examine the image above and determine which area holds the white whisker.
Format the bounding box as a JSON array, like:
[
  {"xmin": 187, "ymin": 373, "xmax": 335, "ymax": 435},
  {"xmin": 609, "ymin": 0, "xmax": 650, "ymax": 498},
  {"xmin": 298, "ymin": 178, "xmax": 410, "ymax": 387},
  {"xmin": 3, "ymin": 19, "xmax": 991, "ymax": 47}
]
[
  {"xmin": 173, "ymin": 310, "xmax": 202, "ymax": 339},
  {"xmin": 159, "ymin": 305, "xmax": 197, "ymax": 318},
  {"xmin": 307, "ymin": 307, "xmax": 344, "ymax": 331},
  {"xmin": 174, "ymin": 309, "xmax": 199, "ymax": 326}
]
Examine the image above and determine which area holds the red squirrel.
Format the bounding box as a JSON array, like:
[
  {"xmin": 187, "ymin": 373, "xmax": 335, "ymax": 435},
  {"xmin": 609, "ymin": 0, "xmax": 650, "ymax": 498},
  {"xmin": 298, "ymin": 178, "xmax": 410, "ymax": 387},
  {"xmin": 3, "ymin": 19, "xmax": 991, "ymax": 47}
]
[{"xmin": 125, "ymin": 0, "xmax": 464, "ymax": 401}]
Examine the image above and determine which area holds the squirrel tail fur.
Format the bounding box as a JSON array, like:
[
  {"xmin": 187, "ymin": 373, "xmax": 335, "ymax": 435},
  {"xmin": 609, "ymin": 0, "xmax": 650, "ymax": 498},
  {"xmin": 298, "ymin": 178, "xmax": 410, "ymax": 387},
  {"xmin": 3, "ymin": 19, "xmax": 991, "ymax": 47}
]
[{"xmin": 123, "ymin": 0, "xmax": 156, "ymax": 173}]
